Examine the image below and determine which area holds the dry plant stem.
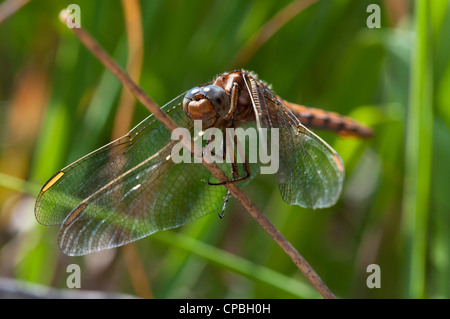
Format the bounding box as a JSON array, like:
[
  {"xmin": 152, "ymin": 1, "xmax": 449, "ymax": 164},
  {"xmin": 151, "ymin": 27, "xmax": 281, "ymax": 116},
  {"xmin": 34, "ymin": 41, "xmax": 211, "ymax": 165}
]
[
  {"xmin": 121, "ymin": 243, "xmax": 153, "ymax": 299},
  {"xmin": 0, "ymin": 0, "xmax": 30, "ymax": 24},
  {"xmin": 60, "ymin": 14, "xmax": 336, "ymax": 299}
]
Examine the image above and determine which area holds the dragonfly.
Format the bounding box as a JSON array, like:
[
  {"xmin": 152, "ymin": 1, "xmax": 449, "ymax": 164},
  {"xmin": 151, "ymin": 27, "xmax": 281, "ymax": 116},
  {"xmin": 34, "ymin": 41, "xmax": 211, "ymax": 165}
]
[{"xmin": 35, "ymin": 69, "xmax": 372, "ymax": 256}]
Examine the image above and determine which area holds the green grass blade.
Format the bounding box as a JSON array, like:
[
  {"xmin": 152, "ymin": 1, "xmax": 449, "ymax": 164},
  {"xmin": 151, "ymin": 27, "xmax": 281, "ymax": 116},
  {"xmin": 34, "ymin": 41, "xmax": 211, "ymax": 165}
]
[
  {"xmin": 153, "ymin": 231, "xmax": 321, "ymax": 299},
  {"xmin": 402, "ymin": 0, "xmax": 434, "ymax": 299},
  {"xmin": 0, "ymin": 172, "xmax": 41, "ymax": 196}
]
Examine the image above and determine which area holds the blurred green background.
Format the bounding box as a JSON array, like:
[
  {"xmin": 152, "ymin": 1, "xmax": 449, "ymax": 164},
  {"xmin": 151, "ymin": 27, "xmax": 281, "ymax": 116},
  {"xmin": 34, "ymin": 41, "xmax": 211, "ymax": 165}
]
[{"xmin": 0, "ymin": 0, "xmax": 449, "ymax": 299}]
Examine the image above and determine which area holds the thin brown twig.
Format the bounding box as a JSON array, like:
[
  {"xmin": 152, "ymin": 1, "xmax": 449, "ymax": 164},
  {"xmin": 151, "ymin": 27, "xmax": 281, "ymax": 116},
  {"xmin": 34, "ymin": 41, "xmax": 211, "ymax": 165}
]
[
  {"xmin": 59, "ymin": 10, "xmax": 336, "ymax": 299},
  {"xmin": 0, "ymin": 0, "xmax": 30, "ymax": 25}
]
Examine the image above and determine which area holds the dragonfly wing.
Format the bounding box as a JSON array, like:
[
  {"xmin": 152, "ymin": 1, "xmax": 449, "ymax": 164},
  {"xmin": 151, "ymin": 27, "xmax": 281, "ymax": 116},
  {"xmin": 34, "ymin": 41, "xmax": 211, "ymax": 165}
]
[
  {"xmin": 35, "ymin": 93, "xmax": 188, "ymax": 226},
  {"xmin": 246, "ymin": 76, "xmax": 344, "ymax": 209},
  {"xmin": 35, "ymin": 93, "xmax": 227, "ymax": 255},
  {"xmin": 58, "ymin": 152, "xmax": 226, "ymax": 256}
]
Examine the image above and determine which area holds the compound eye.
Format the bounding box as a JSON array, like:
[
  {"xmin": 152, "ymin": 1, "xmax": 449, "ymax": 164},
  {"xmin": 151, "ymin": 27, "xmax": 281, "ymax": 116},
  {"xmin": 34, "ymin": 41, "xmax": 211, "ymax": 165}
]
[
  {"xmin": 183, "ymin": 87, "xmax": 202, "ymax": 103},
  {"xmin": 182, "ymin": 85, "xmax": 231, "ymax": 127},
  {"xmin": 183, "ymin": 87, "xmax": 202, "ymax": 117},
  {"xmin": 202, "ymin": 85, "xmax": 230, "ymax": 117}
]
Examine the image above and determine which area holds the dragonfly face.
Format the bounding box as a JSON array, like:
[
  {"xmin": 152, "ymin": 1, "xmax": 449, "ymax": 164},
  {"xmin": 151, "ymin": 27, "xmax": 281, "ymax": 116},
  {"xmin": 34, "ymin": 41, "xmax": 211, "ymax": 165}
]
[
  {"xmin": 35, "ymin": 69, "xmax": 372, "ymax": 256},
  {"xmin": 183, "ymin": 85, "xmax": 231, "ymax": 129}
]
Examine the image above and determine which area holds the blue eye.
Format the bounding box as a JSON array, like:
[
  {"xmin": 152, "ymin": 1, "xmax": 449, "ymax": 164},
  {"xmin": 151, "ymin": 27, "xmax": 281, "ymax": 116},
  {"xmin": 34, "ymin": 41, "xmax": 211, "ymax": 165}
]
[
  {"xmin": 202, "ymin": 85, "xmax": 230, "ymax": 112},
  {"xmin": 184, "ymin": 87, "xmax": 201, "ymax": 101},
  {"xmin": 183, "ymin": 85, "xmax": 230, "ymax": 118}
]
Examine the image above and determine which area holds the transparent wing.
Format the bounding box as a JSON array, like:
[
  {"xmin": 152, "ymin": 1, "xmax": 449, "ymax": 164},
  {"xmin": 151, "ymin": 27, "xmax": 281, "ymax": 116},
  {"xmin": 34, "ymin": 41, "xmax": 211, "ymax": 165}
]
[
  {"xmin": 35, "ymin": 93, "xmax": 227, "ymax": 255},
  {"xmin": 58, "ymin": 154, "xmax": 227, "ymax": 256},
  {"xmin": 245, "ymin": 75, "xmax": 344, "ymax": 209}
]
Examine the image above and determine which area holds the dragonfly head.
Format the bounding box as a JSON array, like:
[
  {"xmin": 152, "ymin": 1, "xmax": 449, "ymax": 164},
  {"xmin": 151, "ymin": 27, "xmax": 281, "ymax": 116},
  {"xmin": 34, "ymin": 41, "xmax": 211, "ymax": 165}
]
[{"xmin": 183, "ymin": 85, "xmax": 231, "ymax": 129}]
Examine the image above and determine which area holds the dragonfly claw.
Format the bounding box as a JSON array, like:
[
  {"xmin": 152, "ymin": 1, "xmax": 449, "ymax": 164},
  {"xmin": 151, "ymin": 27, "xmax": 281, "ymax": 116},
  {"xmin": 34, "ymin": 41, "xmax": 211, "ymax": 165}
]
[{"xmin": 219, "ymin": 191, "xmax": 231, "ymax": 218}]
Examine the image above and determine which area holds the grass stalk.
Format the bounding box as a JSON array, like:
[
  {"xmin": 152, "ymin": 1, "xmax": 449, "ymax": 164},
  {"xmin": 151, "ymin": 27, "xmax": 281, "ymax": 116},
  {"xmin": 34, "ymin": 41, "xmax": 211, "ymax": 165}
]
[{"xmin": 402, "ymin": 0, "xmax": 433, "ymax": 299}]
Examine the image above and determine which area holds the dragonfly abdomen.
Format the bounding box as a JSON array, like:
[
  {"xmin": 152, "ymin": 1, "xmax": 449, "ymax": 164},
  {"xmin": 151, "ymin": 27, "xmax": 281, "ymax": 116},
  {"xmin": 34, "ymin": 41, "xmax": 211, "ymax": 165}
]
[{"xmin": 284, "ymin": 101, "xmax": 373, "ymax": 139}]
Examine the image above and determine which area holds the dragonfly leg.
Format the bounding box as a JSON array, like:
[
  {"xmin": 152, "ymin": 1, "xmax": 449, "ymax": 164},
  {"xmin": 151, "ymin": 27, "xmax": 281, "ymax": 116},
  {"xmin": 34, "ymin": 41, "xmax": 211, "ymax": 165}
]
[
  {"xmin": 219, "ymin": 191, "xmax": 231, "ymax": 218},
  {"xmin": 223, "ymin": 82, "xmax": 239, "ymax": 122},
  {"xmin": 205, "ymin": 133, "xmax": 251, "ymax": 186},
  {"xmin": 203, "ymin": 134, "xmax": 218, "ymax": 157},
  {"xmin": 204, "ymin": 82, "xmax": 250, "ymax": 186}
]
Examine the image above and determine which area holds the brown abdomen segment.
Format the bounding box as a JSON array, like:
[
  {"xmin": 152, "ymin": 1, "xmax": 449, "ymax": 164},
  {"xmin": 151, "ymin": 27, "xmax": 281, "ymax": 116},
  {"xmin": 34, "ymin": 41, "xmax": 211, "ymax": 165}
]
[{"xmin": 282, "ymin": 100, "xmax": 373, "ymax": 139}]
